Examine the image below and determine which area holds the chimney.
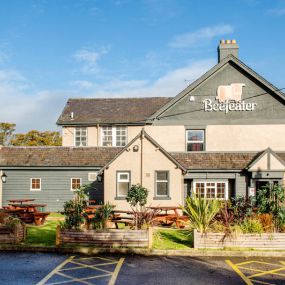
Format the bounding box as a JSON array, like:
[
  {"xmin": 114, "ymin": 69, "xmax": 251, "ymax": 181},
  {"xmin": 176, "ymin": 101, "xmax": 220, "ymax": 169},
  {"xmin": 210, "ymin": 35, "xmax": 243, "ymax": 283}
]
[{"xmin": 218, "ymin": 39, "xmax": 239, "ymax": 62}]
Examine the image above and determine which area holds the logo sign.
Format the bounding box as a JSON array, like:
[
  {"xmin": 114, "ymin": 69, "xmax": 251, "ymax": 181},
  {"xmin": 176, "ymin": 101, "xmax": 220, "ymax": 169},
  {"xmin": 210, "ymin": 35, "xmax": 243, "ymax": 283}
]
[{"xmin": 203, "ymin": 83, "xmax": 257, "ymax": 113}]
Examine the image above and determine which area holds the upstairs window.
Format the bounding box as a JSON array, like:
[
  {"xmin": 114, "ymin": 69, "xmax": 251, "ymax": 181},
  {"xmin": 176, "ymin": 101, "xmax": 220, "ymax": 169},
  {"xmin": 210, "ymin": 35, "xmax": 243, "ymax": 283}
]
[
  {"xmin": 102, "ymin": 126, "xmax": 127, "ymax": 147},
  {"xmin": 75, "ymin": 127, "xmax": 87, "ymax": 146},
  {"xmin": 186, "ymin": 130, "xmax": 204, "ymax": 151}
]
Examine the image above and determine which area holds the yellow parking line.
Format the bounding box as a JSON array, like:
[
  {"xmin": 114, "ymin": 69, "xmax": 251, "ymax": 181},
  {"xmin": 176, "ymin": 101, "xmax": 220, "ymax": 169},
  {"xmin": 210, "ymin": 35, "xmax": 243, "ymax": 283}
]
[
  {"xmin": 69, "ymin": 260, "xmax": 113, "ymax": 274},
  {"xmin": 247, "ymin": 267, "xmax": 285, "ymax": 279},
  {"xmin": 250, "ymin": 279, "xmax": 275, "ymax": 285},
  {"xmin": 108, "ymin": 258, "xmax": 125, "ymax": 285},
  {"xmin": 60, "ymin": 261, "xmax": 118, "ymax": 271},
  {"xmin": 36, "ymin": 256, "xmax": 75, "ymax": 285},
  {"xmin": 236, "ymin": 260, "xmax": 282, "ymax": 267},
  {"xmin": 226, "ymin": 260, "xmax": 253, "ymax": 285}
]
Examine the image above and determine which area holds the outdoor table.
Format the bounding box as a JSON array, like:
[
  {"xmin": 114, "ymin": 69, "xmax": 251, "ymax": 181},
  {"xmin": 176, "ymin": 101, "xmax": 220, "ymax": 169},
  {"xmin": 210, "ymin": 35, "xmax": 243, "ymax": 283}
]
[
  {"xmin": 148, "ymin": 206, "xmax": 186, "ymax": 228},
  {"xmin": 8, "ymin": 199, "xmax": 35, "ymax": 205}
]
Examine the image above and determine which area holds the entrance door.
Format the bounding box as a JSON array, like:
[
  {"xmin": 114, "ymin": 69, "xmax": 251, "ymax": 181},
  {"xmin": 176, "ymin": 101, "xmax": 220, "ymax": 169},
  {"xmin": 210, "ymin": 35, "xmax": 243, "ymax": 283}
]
[{"xmin": 256, "ymin": 180, "xmax": 280, "ymax": 192}]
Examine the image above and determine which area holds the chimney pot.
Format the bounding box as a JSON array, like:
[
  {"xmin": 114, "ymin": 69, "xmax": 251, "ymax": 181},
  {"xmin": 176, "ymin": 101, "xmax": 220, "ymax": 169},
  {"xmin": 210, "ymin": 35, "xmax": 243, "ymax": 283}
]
[{"xmin": 217, "ymin": 39, "xmax": 239, "ymax": 62}]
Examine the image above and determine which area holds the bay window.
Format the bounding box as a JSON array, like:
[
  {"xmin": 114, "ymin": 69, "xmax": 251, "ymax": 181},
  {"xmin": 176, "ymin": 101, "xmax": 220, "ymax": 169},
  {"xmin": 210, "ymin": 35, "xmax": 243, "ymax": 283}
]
[
  {"xmin": 193, "ymin": 181, "xmax": 228, "ymax": 199},
  {"xmin": 186, "ymin": 130, "xmax": 204, "ymax": 151},
  {"xmin": 102, "ymin": 126, "xmax": 127, "ymax": 147}
]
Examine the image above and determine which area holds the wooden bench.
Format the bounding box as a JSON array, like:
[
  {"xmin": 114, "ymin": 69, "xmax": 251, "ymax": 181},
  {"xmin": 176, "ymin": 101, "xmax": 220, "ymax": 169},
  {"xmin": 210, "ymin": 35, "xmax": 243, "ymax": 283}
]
[{"xmin": 33, "ymin": 212, "xmax": 50, "ymax": 226}]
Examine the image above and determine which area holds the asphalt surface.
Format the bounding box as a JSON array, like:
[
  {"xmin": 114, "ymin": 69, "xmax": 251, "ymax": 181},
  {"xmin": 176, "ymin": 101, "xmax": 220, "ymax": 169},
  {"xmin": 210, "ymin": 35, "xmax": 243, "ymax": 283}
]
[{"xmin": 0, "ymin": 252, "xmax": 284, "ymax": 285}]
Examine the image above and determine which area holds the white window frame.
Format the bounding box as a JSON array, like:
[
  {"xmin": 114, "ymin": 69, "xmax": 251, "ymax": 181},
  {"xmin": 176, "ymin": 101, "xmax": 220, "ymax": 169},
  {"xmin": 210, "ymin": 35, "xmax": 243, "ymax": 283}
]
[
  {"xmin": 70, "ymin": 178, "xmax": 82, "ymax": 191},
  {"xmin": 186, "ymin": 129, "xmax": 205, "ymax": 152},
  {"xmin": 101, "ymin": 126, "xmax": 127, "ymax": 147},
  {"xmin": 116, "ymin": 171, "xmax": 130, "ymax": 197},
  {"xmin": 74, "ymin": 127, "xmax": 88, "ymax": 147},
  {"xmin": 30, "ymin": 178, "xmax": 41, "ymax": 191},
  {"xmin": 193, "ymin": 181, "xmax": 228, "ymax": 200},
  {"xmin": 155, "ymin": 171, "xmax": 169, "ymax": 197}
]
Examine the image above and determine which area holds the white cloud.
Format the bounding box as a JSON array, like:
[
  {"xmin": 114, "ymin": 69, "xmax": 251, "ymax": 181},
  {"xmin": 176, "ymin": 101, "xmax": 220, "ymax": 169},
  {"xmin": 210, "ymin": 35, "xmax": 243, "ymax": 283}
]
[
  {"xmin": 169, "ymin": 24, "xmax": 234, "ymax": 48},
  {"xmin": 71, "ymin": 80, "xmax": 94, "ymax": 89},
  {"xmin": 73, "ymin": 46, "xmax": 110, "ymax": 74},
  {"xmin": 87, "ymin": 58, "xmax": 215, "ymax": 98},
  {"xmin": 0, "ymin": 58, "xmax": 215, "ymax": 132}
]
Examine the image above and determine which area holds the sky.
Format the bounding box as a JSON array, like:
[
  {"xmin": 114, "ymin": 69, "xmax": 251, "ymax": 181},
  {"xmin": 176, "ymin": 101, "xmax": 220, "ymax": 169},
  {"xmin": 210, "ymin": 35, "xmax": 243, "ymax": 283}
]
[{"xmin": 0, "ymin": 0, "xmax": 285, "ymax": 132}]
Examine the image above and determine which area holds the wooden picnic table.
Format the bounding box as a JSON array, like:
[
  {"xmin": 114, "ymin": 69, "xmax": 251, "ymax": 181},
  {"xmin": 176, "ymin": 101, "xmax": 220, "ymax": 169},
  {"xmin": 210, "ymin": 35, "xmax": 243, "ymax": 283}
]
[
  {"xmin": 8, "ymin": 199, "xmax": 35, "ymax": 205},
  {"xmin": 148, "ymin": 206, "xmax": 187, "ymax": 229},
  {"xmin": 6, "ymin": 203, "xmax": 49, "ymax": 226}
]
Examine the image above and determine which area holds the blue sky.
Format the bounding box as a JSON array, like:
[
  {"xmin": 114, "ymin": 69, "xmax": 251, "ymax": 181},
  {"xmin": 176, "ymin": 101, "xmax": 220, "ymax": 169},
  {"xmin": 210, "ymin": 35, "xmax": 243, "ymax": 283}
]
[{"xmin": 0, "ymin": 0, "xmax": 285, "ymax": 132}]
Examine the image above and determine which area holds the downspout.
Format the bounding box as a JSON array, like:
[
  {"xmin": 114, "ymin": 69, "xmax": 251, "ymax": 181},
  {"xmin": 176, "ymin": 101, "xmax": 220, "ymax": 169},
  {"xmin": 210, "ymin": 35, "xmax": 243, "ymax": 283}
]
[
  {"xmin": 97, "ymin": 124, "xmax": 100, "ymax": 146},
  {"xmin": 140, "ymin": 129, "xmax": 144, "ymax": 185},
  {"xmin": 0, "ymin": 170, "xmax": 2, "ymax": 208}
]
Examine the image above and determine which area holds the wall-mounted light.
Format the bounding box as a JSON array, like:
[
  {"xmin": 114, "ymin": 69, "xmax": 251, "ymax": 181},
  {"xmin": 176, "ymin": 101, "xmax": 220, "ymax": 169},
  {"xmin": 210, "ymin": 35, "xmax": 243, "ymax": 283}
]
[
  {"xmin": 1, "ymin": 172, "xmax": 7, "ymax": 183},
  {"xmin": 133, "ymin": 145, "xmax": 139, "ymax": 152},
  {"xmin": 189, "ymin": 96, "xmax": 195, "ymax": 102},
  {"xmin": 97, "ymin": 174, "xmax": 103, "ymax": 182}
]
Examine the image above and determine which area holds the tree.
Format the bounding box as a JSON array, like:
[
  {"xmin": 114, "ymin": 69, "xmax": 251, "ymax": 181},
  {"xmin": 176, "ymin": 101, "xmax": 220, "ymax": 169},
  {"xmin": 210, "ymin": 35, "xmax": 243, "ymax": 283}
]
[
  {"xmin": 0, "ymin": 123, "xmax": 16, "ymax": 146},
  {"xmin": 11, "ymin": 130, "xmax": 62, "ymax": 146}
]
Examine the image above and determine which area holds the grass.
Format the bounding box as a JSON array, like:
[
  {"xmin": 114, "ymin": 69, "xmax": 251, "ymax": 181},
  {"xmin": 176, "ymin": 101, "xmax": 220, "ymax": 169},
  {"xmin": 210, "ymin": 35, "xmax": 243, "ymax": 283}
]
[
  {"xmin": 153, "ymin": 228, "xmax": 194, "ymax": 250},
  {"xmin": 25, "ymin": 213, "xmax": 63, "ymax": 246}
]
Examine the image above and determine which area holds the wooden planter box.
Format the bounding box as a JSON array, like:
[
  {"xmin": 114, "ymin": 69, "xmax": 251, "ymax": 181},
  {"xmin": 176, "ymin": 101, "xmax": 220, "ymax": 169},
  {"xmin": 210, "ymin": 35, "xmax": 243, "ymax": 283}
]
[
  {"xmin": 0, "ymin": 223, "xmax": 26, "ymax": 244},
  {"xmin": 56, "ymin": 226, "xmax": 153, "ymax": 248},
  {"xmin": 194, "ymin": 229, "xmax": 285, "ymax": 250}
]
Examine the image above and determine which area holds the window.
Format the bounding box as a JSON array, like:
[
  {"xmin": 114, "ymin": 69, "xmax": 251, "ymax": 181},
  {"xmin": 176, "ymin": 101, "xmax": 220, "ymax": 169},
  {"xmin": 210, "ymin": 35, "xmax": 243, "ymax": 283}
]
[
  {"xmin": 88, "ymin": 172, "xmax": 98, "ymax": 181},
  {"xmin": 193, "ymin": 181, "xmax": 228, "ymax": 199},
  {"xmin": 117, "ymin": 172, "xmax": 130, "ymax": 197},
  {"xmin": 102, "ymin": 126, "xmax": 127, "ymax": 147},
  {"xmin": 186, "ymin": 130, "xmax": 204, "ymax": 151},
  {"xmin": 155, "ymin": 171, "xmax": 169, "ymax": 197},
  {"xmin": 75, "ymin": 127, "xmax": 87, "ymax": 146},
  {"xmin": 71, "ymin": 178, "xmax": 82, "ymax": 191},
  {"xmin": 30, "ymin": 178, "xmax": 41, "ymax": 191}
]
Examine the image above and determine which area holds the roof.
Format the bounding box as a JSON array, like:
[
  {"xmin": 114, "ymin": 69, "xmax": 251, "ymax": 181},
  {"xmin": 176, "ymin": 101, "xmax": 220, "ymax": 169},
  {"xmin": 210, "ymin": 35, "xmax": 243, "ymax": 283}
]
[
  {"xmin": 99, "ymin": 129, "xmax": 187, "ymax": 174},
  {"xmin": 57, "ymin": 97, "xmax": 172, "ymax": 125},
  {"xmin": 0, "ymin": 146, "xmax": 122, "ymax": 168},
  {"xmin": 149, "ymin": 55, "xmax": 285, "ymax": 120},
  {"xmin": 171, "ymin": 152, "xmax": 271, "ymax": 170}
]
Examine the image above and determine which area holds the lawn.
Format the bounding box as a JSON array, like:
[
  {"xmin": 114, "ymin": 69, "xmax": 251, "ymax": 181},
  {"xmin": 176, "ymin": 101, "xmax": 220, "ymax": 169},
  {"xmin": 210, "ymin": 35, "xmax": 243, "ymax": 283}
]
[
  {"xmin": 153, "ymin": 228, "xmax": 193, "ymax": 250},
  {"xmin": 25, "ymin": 213, "xmax": 63, "ymax": 246}
]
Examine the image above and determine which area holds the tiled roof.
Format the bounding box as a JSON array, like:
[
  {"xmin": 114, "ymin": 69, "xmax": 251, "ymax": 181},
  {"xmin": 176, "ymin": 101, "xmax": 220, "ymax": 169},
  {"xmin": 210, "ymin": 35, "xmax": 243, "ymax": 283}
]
[
  {"xmin": 57, "ymin": 97, "xmax": 172, "ymax": 125},
  {"xmin": 0, "ymin": 146, "xmax": 122, "ymax": 167},
  {"xmin": 171, "ymin": 152, "xmax": 263, "ymax": 170}
]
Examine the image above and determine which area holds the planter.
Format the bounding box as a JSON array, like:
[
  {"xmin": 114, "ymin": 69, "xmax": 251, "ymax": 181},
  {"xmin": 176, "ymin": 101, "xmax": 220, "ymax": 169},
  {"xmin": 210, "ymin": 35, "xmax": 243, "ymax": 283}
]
[
  {"xmin": 194, "ymin": 229, "xmax": 285, "ymax": 250},
  {"xmin": 0, "ymin": 223, "xmax": 26, "ymax": 244},
  {"xmin": 56, "ymin": 226, "xmax": 153, "ymax": 248}
]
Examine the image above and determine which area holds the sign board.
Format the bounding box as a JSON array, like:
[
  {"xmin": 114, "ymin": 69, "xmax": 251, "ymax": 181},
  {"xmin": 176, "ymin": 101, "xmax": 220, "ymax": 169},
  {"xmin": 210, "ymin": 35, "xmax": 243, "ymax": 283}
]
[
  {"xmin": 202, "ymin": 83, "xmax": 257, "ymax": 113},
  {"xmin": 248, "ymin": 187, "xmax": 256, "ymax": 197}
]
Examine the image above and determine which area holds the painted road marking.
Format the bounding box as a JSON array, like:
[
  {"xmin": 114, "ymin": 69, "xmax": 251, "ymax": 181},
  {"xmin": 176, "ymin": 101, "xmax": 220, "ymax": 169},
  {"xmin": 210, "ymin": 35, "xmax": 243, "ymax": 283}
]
[
  {"xmin": 226, "ymin": 259, "xmax": 285, "ymax": 285},
  {"xmin": 37, "ymin": 255, "xmax": 125, "ymax": 285}
]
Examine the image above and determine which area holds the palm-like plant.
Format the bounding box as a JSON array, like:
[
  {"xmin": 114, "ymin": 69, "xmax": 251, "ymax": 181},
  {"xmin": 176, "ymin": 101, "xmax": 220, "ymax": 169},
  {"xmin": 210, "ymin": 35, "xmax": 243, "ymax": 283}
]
[{"xmin": 182, "ymin": 195, "xmax": 220, "ymax": 234}]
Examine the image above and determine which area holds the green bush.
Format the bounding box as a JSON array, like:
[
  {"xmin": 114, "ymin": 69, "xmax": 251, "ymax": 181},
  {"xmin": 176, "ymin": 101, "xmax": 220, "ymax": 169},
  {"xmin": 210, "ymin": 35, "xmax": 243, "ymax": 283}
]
[
  {"xmin": 61, "ymin": 186, "xmax": 89, "ymax": 230},
  {"xmin": 126, "ymin": 184, "xmax": 148, "ymax": 209},
  {"xmin": 92, "ymin": 202, "xmax": 115, "ymax": 229},
  {"xmin": 240, "ymin": 218, "xmax": 264, "ymax": 234},
  {"xmin": 182, "ymin": 195, "xmax": 220, "ymax": 234}
]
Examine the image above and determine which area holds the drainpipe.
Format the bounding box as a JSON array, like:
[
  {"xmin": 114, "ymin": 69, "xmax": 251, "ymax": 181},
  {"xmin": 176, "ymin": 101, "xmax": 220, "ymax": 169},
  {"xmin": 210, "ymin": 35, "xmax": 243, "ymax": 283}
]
[
  {"xmin": 97, "ymin": 124, "xmax": 100, "ymax": 146},
  {"xmin": 0, "ymin": 170, "xmax": 2, "ymax": 208},
  {"xmin": 140, "ymin": 129, "xmax": 144, "ymax": 185}
]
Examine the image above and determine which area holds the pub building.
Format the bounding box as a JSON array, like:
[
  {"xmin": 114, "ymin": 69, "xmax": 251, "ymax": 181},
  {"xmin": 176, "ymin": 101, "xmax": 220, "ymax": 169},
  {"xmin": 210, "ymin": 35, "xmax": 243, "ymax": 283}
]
[{"xmin": 0, "ymin": 40, "xmax": 285, "ymax": 211}]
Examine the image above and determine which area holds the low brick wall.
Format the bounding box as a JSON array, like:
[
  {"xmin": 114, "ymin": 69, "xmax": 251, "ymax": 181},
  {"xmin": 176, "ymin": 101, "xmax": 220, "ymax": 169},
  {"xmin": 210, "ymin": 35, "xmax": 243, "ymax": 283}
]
[
  {"xmin": 194, "ymin": 229, "xmax": 285, "ymax": 249},
  {"xmin": 56, "ymin": 226, "xmax": 153, "ymax": 248},
  {"xmin": 0, "ymin": 223, "xmax": 26, "ymax": 244}
]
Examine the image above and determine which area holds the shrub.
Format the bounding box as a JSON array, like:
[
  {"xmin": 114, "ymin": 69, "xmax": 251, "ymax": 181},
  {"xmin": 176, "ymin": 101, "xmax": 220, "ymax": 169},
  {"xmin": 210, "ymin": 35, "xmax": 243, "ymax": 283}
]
[
  {"xmin": 257, "ymin": 213, "xmax": 274, "ymax": 233},
  {"xmin": 131, "ymin": 207, "xmax": 160, "ymax": 230},
  {"xmin": 182, "ymin": 195, "xmax": 220, "ymax": 234},
  {"xmin": 240, "ymin": 218, "xmax": 264, "ymax": 234},
  {"xmin": 256, "ymin": 184, "xmax": 285, "ymax": 231},
  {"xmin": 91, "ymin": 203, "xmax": 115, "ymax": 229},
  {"xmin": 61, "ymin": 186, "xmax": 89, "ymax": 230},
  {"xmin": 231, "ymin": 195, "xmax": 255, "ymax": 223},
  {"xmin": 126, "ymin": 184, "xmax": 148, "ymax": 209}
]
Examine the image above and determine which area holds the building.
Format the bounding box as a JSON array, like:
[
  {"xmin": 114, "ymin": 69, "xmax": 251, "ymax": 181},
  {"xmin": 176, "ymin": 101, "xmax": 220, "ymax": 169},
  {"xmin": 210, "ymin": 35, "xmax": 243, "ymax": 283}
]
[{"xmin": 1, "ymin": 40, "xmax": 285, "ymax": 211}]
